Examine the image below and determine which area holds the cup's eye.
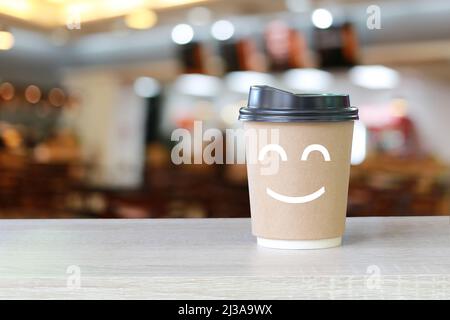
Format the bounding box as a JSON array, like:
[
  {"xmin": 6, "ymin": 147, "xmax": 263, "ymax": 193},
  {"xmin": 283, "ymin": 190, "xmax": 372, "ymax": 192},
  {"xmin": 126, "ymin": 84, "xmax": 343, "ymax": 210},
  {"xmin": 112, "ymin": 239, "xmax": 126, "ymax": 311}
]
[
  {"xmin": 258, "ymin": 144, "xmax": 288, "ymax": 162},
  {"xmin": 301, "ymin": 144, "xmax": 331, "ymax": 162}
]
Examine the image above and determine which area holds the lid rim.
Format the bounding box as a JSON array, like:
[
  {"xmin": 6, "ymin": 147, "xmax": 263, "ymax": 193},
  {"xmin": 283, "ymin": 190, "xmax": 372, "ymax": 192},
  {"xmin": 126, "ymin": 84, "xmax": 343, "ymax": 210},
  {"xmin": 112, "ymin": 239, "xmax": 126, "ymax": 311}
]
[
  {"xmin": 239, "ymin": 85, "xmax": 359, "ymax": 123},
  {"xmin": 238, "ymin": 115, "xmax": 359, "ymax": 122}
]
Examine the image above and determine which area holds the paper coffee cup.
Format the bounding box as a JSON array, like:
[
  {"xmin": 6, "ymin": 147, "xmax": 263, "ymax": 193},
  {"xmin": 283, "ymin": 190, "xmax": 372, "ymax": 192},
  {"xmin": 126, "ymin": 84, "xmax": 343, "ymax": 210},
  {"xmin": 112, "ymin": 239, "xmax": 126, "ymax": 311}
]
[{"xmin": 239, "ymin": 86, "xmax": 358, "ymax": 249}]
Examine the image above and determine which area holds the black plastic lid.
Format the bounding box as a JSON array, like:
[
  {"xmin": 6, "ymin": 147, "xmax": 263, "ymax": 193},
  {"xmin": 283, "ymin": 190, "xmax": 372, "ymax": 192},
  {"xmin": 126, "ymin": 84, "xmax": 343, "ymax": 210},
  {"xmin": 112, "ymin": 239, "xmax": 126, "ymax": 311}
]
[{"xmin": 238, "ymin": 85, "xmax": 359, "ymax": 122}]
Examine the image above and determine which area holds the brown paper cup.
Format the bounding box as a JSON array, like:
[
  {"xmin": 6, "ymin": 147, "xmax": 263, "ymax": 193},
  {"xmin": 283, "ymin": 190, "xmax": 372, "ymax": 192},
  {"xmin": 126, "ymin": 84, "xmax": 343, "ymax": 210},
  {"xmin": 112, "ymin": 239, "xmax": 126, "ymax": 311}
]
[{"xmin": 244, "ymin": 121, "xmax": 354, "ymax": 249}]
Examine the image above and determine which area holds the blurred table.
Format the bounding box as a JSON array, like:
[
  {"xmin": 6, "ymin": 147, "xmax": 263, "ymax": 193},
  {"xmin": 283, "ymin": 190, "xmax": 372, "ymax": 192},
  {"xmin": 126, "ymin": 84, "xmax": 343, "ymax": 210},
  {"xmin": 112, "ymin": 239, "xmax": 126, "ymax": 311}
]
[{"xmin": 1, "ymin": 217, "xmax": 450, "ymax": 299}]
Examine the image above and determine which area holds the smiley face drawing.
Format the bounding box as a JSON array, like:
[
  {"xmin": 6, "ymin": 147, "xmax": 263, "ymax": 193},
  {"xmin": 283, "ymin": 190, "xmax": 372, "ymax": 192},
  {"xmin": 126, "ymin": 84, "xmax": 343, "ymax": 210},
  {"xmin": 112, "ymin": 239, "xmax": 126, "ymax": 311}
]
[{"xmin": 258, "ymin": 144, "xmax": 331, "ymax": 204}]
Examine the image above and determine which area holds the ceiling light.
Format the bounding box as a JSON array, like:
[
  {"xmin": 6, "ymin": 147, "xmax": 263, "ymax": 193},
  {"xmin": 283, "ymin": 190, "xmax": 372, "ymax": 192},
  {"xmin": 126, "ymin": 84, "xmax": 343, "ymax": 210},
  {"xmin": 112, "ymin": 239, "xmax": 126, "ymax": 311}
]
[
  {"xmin": 0, "ymin": 31, "xmax": 14, "ymax": 50},
  {"xmin": 349, "ymin": 65, "xmax": 400, "ymax": 90},
  {"xmin": 311, "ymin": 8, "xmax": 333, "ymax": 29},
  {"xmin": 0, "ymin": 0, "xmax": 208, "ymax": 27},
  {"xmin": 124, "ymin": 9, "xmax": 158, "ymax": 30},
  {"xmin": 171, "ymin": 24, "xmax": 194, "ymax": 45},
  {"xmin": 225, "ymin": 72, "xmax": 277, "ymax": 94},
  {"xmin": 174, "ymin": 74, "xmax": 222, "ymax": 97},
  {"xmin": 283, "ymin": 68, "xmax": 333, "ymax": 92},
  {"xmin": 211, "ymin": 20, "xmax": 234, "ymax": 41}
]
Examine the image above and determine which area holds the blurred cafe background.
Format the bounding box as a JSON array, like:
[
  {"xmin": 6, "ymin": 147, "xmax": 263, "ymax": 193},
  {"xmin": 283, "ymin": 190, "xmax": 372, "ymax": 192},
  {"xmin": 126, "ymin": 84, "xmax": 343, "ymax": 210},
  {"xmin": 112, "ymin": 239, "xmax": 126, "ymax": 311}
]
[{"xmin": 0, "ymin": 0, "xmax": 449, "ymax": 218}]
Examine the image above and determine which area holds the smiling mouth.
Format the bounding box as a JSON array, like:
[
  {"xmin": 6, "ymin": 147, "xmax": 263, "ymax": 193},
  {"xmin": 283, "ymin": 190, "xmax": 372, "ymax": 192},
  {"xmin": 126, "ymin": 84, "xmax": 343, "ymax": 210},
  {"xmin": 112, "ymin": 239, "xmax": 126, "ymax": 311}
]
[{"xmin": 266, "ymin": 186, "xmax": 325, "ymax": 204}]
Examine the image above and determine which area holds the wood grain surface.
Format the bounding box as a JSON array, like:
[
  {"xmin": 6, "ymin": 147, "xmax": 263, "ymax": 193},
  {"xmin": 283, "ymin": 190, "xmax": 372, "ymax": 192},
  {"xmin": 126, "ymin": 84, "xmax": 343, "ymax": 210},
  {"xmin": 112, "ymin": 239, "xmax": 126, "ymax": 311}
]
[{"xmin": 0, "ymin": 217, "xmax": 450, "ymax": 299}]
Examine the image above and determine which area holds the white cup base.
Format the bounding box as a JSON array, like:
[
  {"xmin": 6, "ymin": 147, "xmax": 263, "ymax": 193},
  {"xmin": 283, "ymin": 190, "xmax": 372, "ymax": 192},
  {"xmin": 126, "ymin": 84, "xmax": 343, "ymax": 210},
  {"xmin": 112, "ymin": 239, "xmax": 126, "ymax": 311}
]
[{"xmin": 257, "ymin": 236, "xmax": 342, "ymax": 250}]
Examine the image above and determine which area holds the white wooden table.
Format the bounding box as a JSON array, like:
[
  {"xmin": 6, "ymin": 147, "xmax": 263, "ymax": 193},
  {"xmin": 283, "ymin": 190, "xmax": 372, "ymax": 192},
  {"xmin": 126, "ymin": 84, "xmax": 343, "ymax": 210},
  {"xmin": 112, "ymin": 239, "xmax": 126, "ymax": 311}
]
[{"xmin": 0, "ymin": 217, "xmax": 449, "ymax": 299}]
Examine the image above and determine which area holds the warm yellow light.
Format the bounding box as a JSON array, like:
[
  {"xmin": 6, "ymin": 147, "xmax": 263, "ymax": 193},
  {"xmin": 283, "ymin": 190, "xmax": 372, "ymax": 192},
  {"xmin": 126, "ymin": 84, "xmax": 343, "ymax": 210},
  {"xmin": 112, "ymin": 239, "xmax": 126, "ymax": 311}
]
[
  {"xmin": 0, "ymin": 31, "xmax": 14, "ymax": 50},
  {"xmin": 0, "ymin": 0, "xmax": 32, "ymax": 18},
  {"xmin": 0, "ymin": 0, "xmax": 207, "ymax": 27},
  {"xmin": 2, "ymin": 128, "xmax": 22, "ymax": 149},
  {"xmin": 0, "ymin": 82, "xmax": 15, "ymax": 100},
  {"xmin": 124, "ymin": 9, "xmax": 157, "ymax": 29},
  {"xmin": 48, "ymin": 87, "xmax": 66, "ymax": 106},
  {"xmin": 0, "ymin": 0, "xmax": 50, "ymax": 26},
  {"xmin": 25, "ymin": 85, "xmax": 41, "ymax": 104},
  {"xmin": 58, "ymin": 0, "xmax": 202, "ymax": 25}
]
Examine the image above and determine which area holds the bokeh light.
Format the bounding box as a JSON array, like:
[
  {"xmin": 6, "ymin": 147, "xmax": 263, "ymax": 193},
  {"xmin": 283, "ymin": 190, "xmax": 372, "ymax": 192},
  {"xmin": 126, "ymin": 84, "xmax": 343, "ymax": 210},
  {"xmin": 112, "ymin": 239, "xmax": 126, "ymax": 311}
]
[
  {"xmin": 211, "ymin": 20, "xmax": 234, "ymax": 41},
  {"xmin": 311, "ymin": 8, "xmax": 333, "ymax": 29},
  {"xmin": 124, "ymin": 9, "xmax": 158, "ymax": 30},
  {"xmin": 171, "ymin": 24, "xmax": 194, "ymax": 45},
  {"xmin": 25, "ymin": 85, "xmax": 42, "ymax": 104},
  {"xmin": 0, "ymin": 82, "xmax": 15, "ymax": 100},
  {"xmin": 48, "ymin": 88, "xmax": 66, "ymax": 107},
  {"xmin": 0, "ymin": 31, "xmax": 14, "ymax": 50}
]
